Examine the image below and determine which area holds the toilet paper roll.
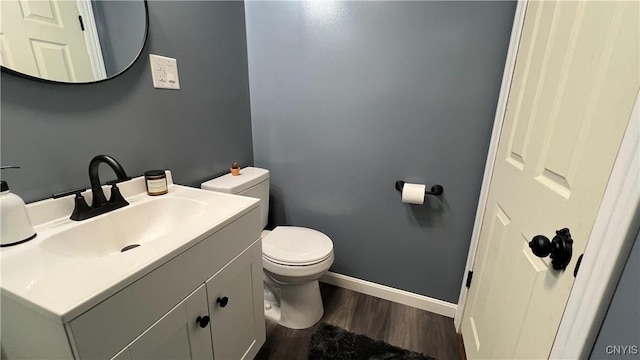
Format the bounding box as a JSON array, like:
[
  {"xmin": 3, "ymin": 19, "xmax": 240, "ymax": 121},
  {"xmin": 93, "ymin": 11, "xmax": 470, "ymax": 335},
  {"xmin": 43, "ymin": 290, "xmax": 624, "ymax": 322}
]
[{"xmin": 401, "ymin": 183, "xmax": 426, "ymax": 205}]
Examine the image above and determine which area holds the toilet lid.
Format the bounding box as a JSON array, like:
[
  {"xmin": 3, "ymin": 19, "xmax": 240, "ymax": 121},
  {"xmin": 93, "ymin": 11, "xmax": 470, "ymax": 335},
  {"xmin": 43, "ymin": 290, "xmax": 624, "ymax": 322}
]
[{"xmin": 262, "ymin": 226, "xmax": 333, "ymax": 265}]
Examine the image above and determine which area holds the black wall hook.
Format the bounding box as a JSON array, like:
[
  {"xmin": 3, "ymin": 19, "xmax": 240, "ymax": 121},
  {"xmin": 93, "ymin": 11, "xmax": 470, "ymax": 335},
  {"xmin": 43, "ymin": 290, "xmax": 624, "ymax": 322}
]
[{"xmin": 395, "ymin": 180, "xmax": 444, "ymax": 196}]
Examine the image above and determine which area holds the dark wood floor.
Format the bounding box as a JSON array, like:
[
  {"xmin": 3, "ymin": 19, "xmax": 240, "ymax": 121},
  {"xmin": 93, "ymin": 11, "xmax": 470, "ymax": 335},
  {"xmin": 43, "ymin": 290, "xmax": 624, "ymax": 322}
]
[{"xmin": 255, "ymin": 283, "xmax": 463, "ymax": 360}]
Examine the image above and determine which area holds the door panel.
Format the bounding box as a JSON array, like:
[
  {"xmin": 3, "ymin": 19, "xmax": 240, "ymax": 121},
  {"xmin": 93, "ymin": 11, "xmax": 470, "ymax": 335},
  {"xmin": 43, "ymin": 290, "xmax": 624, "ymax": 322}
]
[
  {"xmin": 19, "ymin": 0, "xmax": 58, "ymax": 21},
  {"xmin": 461, "ymin": 1, "xmax": 639, "ymax": 359},
  {"xmin": 30, "ymin": 40, "xmax": 73, "ymax": 81},
  {"xmin": 464, "ymin": 204, "xmax": 514, "ymax": 355}
]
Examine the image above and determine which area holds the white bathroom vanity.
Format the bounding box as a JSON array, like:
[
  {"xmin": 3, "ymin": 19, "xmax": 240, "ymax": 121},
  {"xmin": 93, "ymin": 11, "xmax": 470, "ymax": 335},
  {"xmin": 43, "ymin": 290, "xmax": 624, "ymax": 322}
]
[{"xmin": 0, "ymin": 174, "xmax": 266, "ymax": 359}]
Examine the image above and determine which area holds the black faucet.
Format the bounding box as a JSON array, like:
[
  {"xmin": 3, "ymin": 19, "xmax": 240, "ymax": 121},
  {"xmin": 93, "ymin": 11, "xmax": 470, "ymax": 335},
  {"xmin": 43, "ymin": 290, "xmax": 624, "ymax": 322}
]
[
  {"xmin": 69, "ymin": 155, "xmax": 131, "ymax": 221},
  {"xmin": 89, "ymin": 155, "xmax": 130, "ymax": 208}
]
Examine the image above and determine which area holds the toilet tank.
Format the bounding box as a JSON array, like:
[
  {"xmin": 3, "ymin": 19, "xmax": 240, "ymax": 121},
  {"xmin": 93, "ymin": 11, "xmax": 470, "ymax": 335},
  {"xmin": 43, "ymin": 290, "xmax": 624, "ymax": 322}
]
[{"xmin": 201, "ymin": 167, "xmax": 270, "ymax": 229}]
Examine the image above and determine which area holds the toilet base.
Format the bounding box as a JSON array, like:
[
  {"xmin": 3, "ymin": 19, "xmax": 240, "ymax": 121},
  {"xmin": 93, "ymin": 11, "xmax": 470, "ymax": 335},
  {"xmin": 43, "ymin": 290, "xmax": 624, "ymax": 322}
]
[
  {"xmin": 263, "ymin": 280, "xmax": 324, "ymax": 329},
  {"xmin": 264, "ymin": 300, "xmax": 281, "ymax": 321}
]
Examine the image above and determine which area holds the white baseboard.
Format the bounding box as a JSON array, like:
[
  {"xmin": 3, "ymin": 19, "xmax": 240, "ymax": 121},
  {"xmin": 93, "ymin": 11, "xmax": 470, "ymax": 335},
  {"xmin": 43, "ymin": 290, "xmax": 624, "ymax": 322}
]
[{"xmin": 320, "ymin": 271, "xmax": 457, "ymax": 318}]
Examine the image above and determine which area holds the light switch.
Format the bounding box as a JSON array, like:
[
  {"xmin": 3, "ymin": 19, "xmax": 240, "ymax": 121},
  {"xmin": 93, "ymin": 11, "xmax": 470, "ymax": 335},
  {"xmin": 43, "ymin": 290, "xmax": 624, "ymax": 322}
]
[{"xmin": 149, "ymin": 54, "xmax": 180, "ymax": 89}]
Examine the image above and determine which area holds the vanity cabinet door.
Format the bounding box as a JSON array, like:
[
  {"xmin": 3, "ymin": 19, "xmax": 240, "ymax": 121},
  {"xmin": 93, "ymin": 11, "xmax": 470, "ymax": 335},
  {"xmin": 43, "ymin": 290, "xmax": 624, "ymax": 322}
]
[
  {"xmin": 126, "ymin": 284, "xmax": 214, "ymax": 360},
  {"xmin": 206, "ymin": 241, "xmax": 265, "ymax": 360}
]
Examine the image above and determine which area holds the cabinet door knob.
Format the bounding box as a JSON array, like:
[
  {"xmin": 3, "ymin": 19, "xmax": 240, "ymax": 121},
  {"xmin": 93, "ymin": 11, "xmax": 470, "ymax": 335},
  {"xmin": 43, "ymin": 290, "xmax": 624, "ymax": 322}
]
[
  {"xmin": 216, "ymin": 297, "xmax": 229, "ymax": 308},
  {"xmin": 196, "ymin": 315, "xmax": 210, "ymax": 328}
]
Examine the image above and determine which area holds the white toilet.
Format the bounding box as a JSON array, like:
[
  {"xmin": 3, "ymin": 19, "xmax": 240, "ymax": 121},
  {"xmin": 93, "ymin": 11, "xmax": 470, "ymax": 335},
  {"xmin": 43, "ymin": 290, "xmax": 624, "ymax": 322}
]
[{"xmin": 201, "ymin": 167, "xmax": 334, "ymax": 329}]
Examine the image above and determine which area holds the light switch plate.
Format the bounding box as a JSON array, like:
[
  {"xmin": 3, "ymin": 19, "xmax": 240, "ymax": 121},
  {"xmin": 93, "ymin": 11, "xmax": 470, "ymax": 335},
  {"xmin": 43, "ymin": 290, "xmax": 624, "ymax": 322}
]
[{"xmin": 149, "ymin": 54, "xmax": 180, "ymax": 89}]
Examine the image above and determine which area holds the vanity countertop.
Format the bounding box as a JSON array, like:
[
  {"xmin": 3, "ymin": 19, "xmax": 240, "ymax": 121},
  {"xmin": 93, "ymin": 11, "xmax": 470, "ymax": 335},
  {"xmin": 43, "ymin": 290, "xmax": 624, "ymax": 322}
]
[{"xmin": 0, "ymin": 173, "xmax": 259, "ymax": 323}]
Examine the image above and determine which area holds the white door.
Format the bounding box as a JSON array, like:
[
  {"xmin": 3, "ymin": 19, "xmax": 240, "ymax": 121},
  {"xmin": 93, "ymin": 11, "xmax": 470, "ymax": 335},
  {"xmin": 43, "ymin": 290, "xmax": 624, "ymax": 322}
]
[
  {"xmin": 461, "ymin": 1, "xmax": 639, "ymax": 359},
  {"xmin": 0, "ymin": 0, "xmax": 95, "ymax": 82},
  {"xmin": 126, "ymin": 285, "xmax": 214, "ymax": 360}
]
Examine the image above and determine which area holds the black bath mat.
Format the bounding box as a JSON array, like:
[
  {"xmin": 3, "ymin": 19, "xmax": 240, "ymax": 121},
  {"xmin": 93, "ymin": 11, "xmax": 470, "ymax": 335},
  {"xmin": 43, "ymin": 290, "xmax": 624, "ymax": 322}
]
[{"xmin": 308, "ymin": 323, "xmax": 436, "ymax": 360}]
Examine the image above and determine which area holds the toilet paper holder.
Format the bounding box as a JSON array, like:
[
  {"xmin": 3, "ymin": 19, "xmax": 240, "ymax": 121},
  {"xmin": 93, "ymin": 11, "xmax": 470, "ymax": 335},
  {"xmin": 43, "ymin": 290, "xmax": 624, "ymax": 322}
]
[{"xmin": 395, "ymin": 180, "xmax": 444, "ymax": 196}]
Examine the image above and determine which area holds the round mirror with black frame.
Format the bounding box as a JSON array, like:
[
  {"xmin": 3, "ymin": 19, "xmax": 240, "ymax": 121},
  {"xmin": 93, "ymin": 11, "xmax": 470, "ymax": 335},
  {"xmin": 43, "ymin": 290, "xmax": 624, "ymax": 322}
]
[{"xmin": 0, "ymin": 0, "xmax": 148, "ymax": 84}]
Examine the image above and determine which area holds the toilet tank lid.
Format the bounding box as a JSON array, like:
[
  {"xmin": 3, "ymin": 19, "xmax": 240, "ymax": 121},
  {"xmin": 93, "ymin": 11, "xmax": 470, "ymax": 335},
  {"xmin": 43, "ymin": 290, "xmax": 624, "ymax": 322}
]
[{"xmin": 201, "ymin": 167, "xmax": 269, "ymax": 194}]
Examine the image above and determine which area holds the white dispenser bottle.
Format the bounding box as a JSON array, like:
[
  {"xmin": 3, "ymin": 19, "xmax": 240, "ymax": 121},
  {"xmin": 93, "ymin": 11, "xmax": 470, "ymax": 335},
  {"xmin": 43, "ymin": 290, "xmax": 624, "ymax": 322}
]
[{"xmin": 0, "ymin": 180, "xmax": 36, "ymax": 247}]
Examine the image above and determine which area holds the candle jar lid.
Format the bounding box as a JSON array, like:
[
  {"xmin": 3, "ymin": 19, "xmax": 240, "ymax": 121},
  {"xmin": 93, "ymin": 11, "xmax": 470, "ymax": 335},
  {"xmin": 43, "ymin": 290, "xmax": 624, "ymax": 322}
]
[{"xmin": 144, "ymin": 170, "xmax": 165, "ymax": 178}]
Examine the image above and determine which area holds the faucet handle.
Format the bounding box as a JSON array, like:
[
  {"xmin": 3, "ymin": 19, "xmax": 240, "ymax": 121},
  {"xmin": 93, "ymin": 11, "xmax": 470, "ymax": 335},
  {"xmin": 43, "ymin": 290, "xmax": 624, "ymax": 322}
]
[
  {"xmin": 52, "ymin": 187, "xmax": 87, "ymax": 199},
  {"xmin": 70, "ymin": 193, "xmax": 92, "ymax": 221},
  {"xmin": 108, "ymin": 183, "xmax": 129, "ymax": 206}
]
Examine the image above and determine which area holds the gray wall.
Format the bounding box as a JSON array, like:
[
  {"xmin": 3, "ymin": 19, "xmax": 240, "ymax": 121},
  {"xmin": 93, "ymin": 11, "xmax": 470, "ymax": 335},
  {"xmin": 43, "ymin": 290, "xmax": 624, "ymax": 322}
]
[
  {"xmin": 92, "ymin": 0, "xmax": 147, "ymax": 77},
  {"xmin": 246, "ymin": 1, "xmax": 516, "ymax": 303},
  {"xmin": 590, "ymin": 229, "xmax": 640, "ymax": 359},
  {"xmin": 1, "ymin": 1, "xmax": 253, "ymax": 203}
]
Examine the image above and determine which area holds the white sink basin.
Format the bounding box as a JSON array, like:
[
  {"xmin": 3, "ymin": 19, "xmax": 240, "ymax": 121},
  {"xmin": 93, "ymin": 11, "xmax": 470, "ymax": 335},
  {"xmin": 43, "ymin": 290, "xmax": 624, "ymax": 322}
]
[
  {"xmin": 0, "ymin": 173, "xmax": 260, "ymax": 322},
  {"xmin": 39, "ymin": 197, "xmax": 207, "ymax": 258}
]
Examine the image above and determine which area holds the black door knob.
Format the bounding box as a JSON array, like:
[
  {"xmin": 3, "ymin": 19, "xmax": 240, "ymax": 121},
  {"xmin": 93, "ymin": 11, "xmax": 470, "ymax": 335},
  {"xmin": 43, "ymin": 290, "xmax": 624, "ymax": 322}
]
[
  {"xmin": 528, "ymin": 228, "xmax": 573, "ymax": 270},
  {"xmin": 196, "ymin": 315, "xmax": 210, "ymax": 328},
  {"xmin": 216, "ymin": 296, "xmax": 229, "ymax": 308},
  {"xmin": 529, "ymin": 235, "xmax": 553, "ymax": 257}
]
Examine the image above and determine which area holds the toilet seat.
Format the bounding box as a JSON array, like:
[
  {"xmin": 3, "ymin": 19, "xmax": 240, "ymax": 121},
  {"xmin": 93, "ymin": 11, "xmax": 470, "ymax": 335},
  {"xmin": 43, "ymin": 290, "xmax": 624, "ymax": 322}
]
[
  {"xmin": 263, "ymin": 252, "xmax": 333, "ymax": 267},
  {"xmin": 262, "ymin": 226, "xmax": 333, "ymax": 266}
]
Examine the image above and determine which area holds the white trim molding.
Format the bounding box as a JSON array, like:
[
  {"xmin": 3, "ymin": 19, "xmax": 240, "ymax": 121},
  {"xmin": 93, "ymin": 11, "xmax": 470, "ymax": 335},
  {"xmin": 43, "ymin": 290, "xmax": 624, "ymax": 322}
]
[
  {"xmin": 321, "ymin": 272, "xmax": 457, "ymax": 318},
  {"xmin": 76, "ymin": 0, "xmax": 107, "ymax": 80},
  {"xmin": 453, "ymin": 0, "xmax": 529, "ymax": 330},
  {"xmin": 549, "ymin": 91, "xmax": 640, "ymax": 359}
]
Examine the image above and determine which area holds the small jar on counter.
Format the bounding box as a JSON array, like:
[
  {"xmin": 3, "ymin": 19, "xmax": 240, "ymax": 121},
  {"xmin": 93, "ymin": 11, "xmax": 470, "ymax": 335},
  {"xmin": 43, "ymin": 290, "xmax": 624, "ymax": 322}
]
[{"xmin": 145, "ymin": 170, "xmax": 168, "ymax": 196}]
